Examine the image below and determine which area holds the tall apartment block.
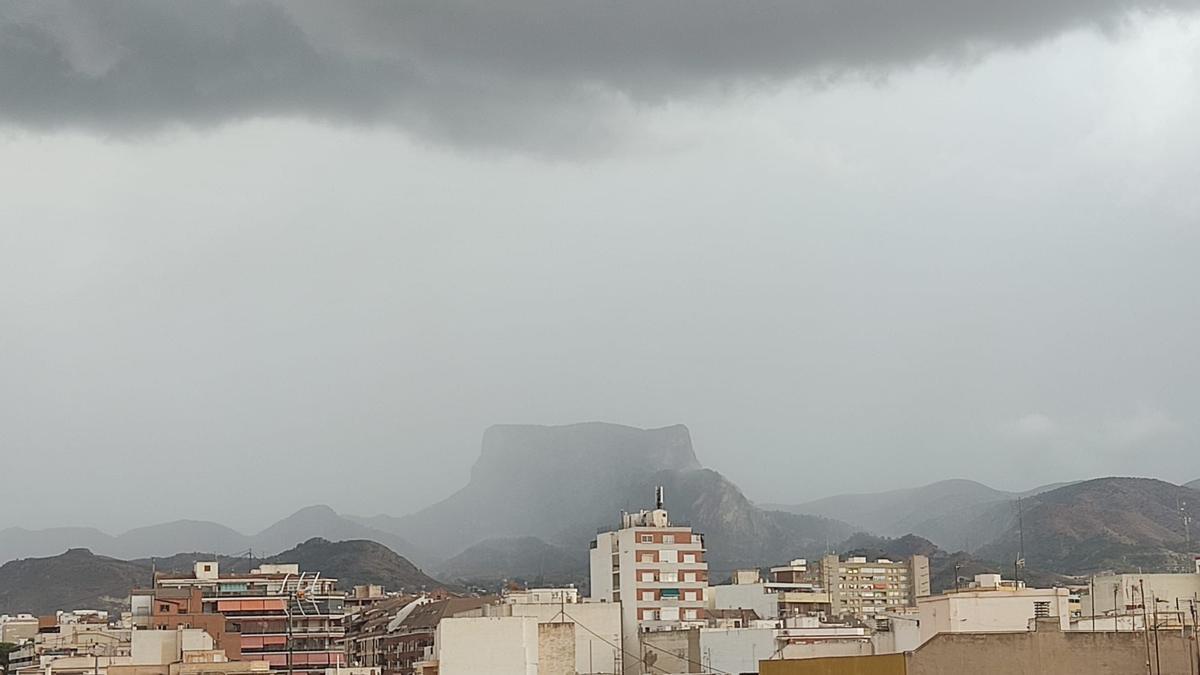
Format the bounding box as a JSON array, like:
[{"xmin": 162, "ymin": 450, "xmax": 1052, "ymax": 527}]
[
  {"xmin": 819, "ymin": 554, "xmax": 931, "ymax": 617},
  {"xmin": 133, "ymin": 562, "xmax": 345, "ymax": 675},
  {"xmin": 589, "ymin": 487, "xmax": 708, "ymax": 674}
]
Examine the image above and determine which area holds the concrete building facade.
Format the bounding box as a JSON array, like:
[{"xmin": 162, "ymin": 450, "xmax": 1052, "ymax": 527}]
[
  {"xmin": 589, "ymin": 489, "xmax": 708, "ymax": 674},
  {"xmin": 917, "ymin": 575, "xmax": 1071, "ymax": 645},
  {"xmin": 820, "ymin": 555, "xmax": 930, "ymax": 619}
]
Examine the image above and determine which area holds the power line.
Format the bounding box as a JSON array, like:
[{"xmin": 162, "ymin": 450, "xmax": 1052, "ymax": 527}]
[{"xmin": 560, "ymin": 609, "xmax": 734, "ymax": 675}]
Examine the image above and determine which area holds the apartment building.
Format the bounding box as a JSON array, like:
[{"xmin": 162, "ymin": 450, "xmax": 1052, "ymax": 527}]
[
  {"xmin": 710, "ymin": 563, "xmax": 833, "ymax": 621},
  {"xmin": 6, "ymin": 615, "xmax": 131, "ymax": 675},
  {"xmin": 341, "ymin": 596, "xmax": 493, "ymax": 675},
  {"xmin": 135, "ymin": 562, "xmax": 345, "ymax": 675},
  {"xmin": 818, "ymin": 554, "xmax": 930, "ymax": 618},
  {"xmin": 589, "ymin": 488, "xmax": 708, "ymax": 674}
]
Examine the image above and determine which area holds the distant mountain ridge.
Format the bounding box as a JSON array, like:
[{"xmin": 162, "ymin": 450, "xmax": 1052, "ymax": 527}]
[
  {"xmin": 1186, "ymin": 479, "xmax": 1200, "ymax": 491},
  {"xmin": 0, "ymin": 539, "xmax": 447, "ymax": 615},
  {"xmin": 0, "ymin": 506, "xmax": 425, "ymax": 568},
  {"xmin": 770, "ymin": 478, "xmax": 1074, "ymax": 551}
]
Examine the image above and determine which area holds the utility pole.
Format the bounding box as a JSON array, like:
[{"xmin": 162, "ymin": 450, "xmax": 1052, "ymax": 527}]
[
  {"xmin": 1181, "ymin": 498, "xmax": 1192, "ymax": 547},
  {"xmin": 1141, "ymin": 580, "xmax": 1152, "ymax": 675},
  {"xmin": 1152, "ymin": 595, "xmax": 1162, "ymax": 675}
]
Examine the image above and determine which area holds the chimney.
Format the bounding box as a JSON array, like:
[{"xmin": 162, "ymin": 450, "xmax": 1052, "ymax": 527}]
[{"xmin": 655, "ymin": 485, "xmax": 664, "ymax": 510}]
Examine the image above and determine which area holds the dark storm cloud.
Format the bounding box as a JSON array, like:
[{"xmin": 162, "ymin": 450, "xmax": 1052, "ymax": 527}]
[{"xmin": 0, "ymin": 0, "xmax": 1196, "ymax": 148}]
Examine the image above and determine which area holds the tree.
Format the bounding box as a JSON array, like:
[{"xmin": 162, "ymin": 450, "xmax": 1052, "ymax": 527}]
[{"xmin": 0, "ymin": 642, "xmax": 20, "ymax": 675}]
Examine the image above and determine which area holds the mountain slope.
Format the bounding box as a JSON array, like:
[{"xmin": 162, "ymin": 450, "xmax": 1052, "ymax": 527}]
[
  {"xmin": 773, "ymin": 479, "xmax": 1076, "ymax": 552},
  {"xmin": 975, "ymin": 477, "xmax": 1200, "ymax": 574},
  {"xmin": 251, "ymin": 506, "xmax": 427, "ymax": 565},
  {"xmin": 1186, "ymin": 479, "xmax": 1200, "ymax": 491},
  {"xmin": 438, "ymin": 537, "xmax": 588, "ymax": 587},
  {"xmin": 371, "ymin": 422, "xmax": 703, "ymax": 558},
  {"xmin": 263, "ymin": 538, "xmax": 447, "ymax": 592},
  {"xmin": 0, "ymin": 549, "xmax": 149, "ymax": 615},
  {"xmin": 370, "ymin": 422, "xmax": 852, "ymax": 578}
]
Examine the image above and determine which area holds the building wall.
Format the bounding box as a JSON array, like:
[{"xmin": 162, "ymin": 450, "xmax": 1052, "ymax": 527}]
[
  {"xmin": 699, "ymin": 627, "xmax": 776, "ymax": 674},
  {"xmin": 436, "ymin": 617, "xmax": 537, "ymax": 675},
  {"xmin": 918, "ymin": 589, "xmax": 1071, "ymax": 645},
  {"xmin": 909, "ymin": 620, "xmax": 1194, "ymax": 675},
  {"xmin": 762, "ymin": 618, "xmax": 1198, "ymax": 675},
  {"xmin": 709, "ymin": 583, "xmax": 779, "ymax": 620},
  {"xmin": 1086, "ymin": 572, "xmax": 1200, "ymax": 621},
  {"xmin": 507, "ymin": 602, "xmax": 621, "ymax": 674},
  {"xmin": 760, "ymin": 653, "xmax": 906, "ymax": 675},
  {"xmin": 640, "ymin": 629, "xmax": 700, "ymax": 674},
  {"xmin": 537, "ymin": 623, "xmax": 575, "ymax": 675}
]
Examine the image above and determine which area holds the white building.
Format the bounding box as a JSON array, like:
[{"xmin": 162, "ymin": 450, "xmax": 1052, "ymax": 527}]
[
  {"xmin": 1082, "ymin": 563, "xmax": 1200, "ymax": 627},
  {"xmin": 917, "ymin": 574, "xmax": 1072, "ymax": 645},
  {"xmin": 589, "ymin": 487, "xmax": 708, "ymax": 674}
]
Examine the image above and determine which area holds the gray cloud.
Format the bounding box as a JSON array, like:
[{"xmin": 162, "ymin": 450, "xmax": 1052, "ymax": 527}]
[{"xmin": 2, "ymin": 0, "xmax": 1198, "ymax": 151}]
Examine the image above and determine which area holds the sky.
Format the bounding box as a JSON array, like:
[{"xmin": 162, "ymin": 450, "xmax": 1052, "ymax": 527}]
[{"xmin": 2, "ymin": 1, "xmax": 1199, "ymax": 532}]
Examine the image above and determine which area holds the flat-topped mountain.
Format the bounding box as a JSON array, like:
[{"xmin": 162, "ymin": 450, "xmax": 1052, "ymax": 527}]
[{"xmin": 362, "ymin": 422, "xmax": 705, "ymax": 558}]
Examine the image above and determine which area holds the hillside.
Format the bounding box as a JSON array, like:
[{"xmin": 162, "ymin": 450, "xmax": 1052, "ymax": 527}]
[
  {"xmin": 1186, "ymin": 479, "xmax": 1200, "ymax": 491},
  {"xmin": 0, "ymin": 549, "xmax": 149, "ymax": 615},
  {"xmin": 438, "ymin": 537, "xmax": 588, "ymax": 587},
  {"xmin": 263, "ymin": 538, "xmax": 448, "ymax": 592},
  {"xmin": 363, "ymin": 423, "xmax": 853, "ymax": 578},
  {"xmin": 975, "ymin": 477, "xmax": 1200, "ymax": 574}
]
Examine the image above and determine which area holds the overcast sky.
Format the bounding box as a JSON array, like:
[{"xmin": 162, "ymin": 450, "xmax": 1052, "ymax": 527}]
[{"xmin": 2, "ymin": 2, "xmax": 1199, "ymax": 532}]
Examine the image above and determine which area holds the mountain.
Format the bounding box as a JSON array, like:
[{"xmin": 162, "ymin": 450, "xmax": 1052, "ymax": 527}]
[
  {"xmin": 369, "ymin": 422, "xmax": 853, "ymax": 577},
  {"xmin": 1186, "ymin": 479, "xmax": 1200, "ymax": 491},
  {"xmin": 438, "ymin": 537, "xmax": 588, "ymax": 587},
  {"xmin": 365, "ymin": 422, "xmax": 703, "ymax": 558},
  {"xmin": 251, "ymin": 506, "xmax": 427, "ymax": 566},
  {"xmin": 262, "ymin": 538, "xmax": 448, "ymax": 592},
  {"xmin": 0, "ymin": 527, "xmax": 112, "ymax": 564},
  {"xmin": 974, "ymin": 477, "xmax": 1200, "ymax": 574},
  {"xmin": 0, "ymin": 507, "xmax": 428, "ymax": 568},
  {"xmin": 648, "ymin": 469, "xmax": 852, "ymax": 573},
  {"xmin": 0, "ymin": 549, "xmax": 149, "ymax": 615},
  {"xmin": 114, "ymin": 520, "xmax": 251, "ymax": 559},
  {"xmin": 772, "ymin": 479, "xmax": 1073, "ymax": 552}
]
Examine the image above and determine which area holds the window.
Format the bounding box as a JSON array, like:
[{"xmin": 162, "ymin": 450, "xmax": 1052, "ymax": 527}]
[
  {"xmin": 641, "ymin": 553, "xmax": 655, "ymax": 563},
  {"xmin": 641, "ymin": 572, "xmax": 655, "ymax": 582},
  {"xmin": 683, "ymin": 591, "xmax": 698, "ymax": 601},
  {"xmin": 683, "ymin": 572, "xmax": 696, "ymax": 583},
  {"xmin": 660, "ymin": 571, "xmax": 678, "ymax": 583},
  {"xmin": 682, "ymin": 553, "xmax": 696, "ymax": 564},
  {"xmin": 1034, "ymin": 601, "xmax": 1051, "ymax": 618},
  {"xmin": 640, "ymin": 534, "xmax": 653, "ymax": 543},
  {"xmin": 663, "ymin": 534, "xmax": 675, "ymax": 544},
  {"xmin": 660, "ymin": 549, "xmax": 678, "ymax": 564},
  {"xmin": 683, "ymin": 609, "xmax": 698, "ymax": 621},
  {"xmin": 641, "ymin": 591, "xmax": 655, "ymax": 601}
]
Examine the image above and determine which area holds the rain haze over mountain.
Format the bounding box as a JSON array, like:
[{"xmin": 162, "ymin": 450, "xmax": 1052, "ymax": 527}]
[{"xmin": 2, "ymin": 1, "xmax": 1199, "ymax": 533}]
